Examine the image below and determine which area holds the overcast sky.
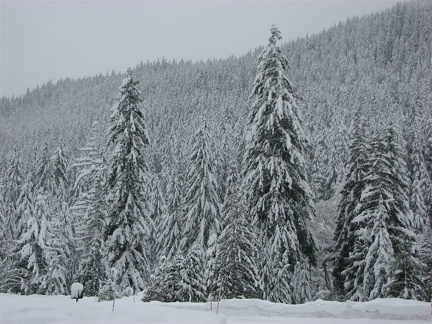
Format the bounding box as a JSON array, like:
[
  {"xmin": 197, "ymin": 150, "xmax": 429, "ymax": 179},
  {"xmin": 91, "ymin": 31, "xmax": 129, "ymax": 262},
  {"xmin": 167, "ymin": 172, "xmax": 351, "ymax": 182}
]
[{"xmin": 1, "ymin": 0, "xmax": 401, "ymax": 98}]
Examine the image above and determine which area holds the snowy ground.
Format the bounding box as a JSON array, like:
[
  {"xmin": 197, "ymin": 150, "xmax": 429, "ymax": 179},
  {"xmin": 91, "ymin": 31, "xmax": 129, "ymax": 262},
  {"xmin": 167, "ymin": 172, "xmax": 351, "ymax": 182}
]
[{"xmin": 1, "ymin": 293, "xmax": 431, "ymax": 323}]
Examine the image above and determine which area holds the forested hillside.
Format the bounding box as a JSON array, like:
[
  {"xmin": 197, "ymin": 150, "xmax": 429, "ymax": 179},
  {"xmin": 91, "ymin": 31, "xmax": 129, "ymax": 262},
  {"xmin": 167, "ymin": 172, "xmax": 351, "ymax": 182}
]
[{"xmin": 1, "ymin": 1, "xmax": 431, "ymax": 302}]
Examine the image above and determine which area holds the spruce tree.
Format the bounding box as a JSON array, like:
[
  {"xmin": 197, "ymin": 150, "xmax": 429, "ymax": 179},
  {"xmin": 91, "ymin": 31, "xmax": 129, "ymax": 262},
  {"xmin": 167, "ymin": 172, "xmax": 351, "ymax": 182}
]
[
  {"xmin": 179, "ymin": 243, "xmax": 207, "ymax": 302},
  {"xmin": 181, "ymin": 121, "xmax": 220, "ymax": 252},
  {"xmin": 142, "ymin": 254, "xmax": 183, "ymax": 302},
  {"xmin": 243, "ymin": 25, "xmax": 316, "ymax": 303},
  {"xmin": 341, "ymin": 127, "xmax": 422, "ymax": 301},
  {"xmin": 71, "ymin": 121, "xmax": 107, "ymax": 296},
  {"xmin": 181, "ymin": 121, "xmax": 221, "ymax": 297},
  {"xmin": 406, "ymin": 104, "xmax": 431, "ymax": 232},
  {"xmin": 333, "ymin": 112, "xmax": 369, "ymax": 297},
  {"xmin": 3, "ymin": 145, "xmax": 23, "ymax": 241},
  {"xmin": 213, "ymin": 161, "xmax": 260, "ymax": 300},
  {"xmin": 17, "ymin": 188, "xmax": 51, "ymax": 294},
  {"xmin": 105, "ymin": 69, "xmax": 152, "ymax": 294},
  {"xmin": 158, "ymin": 164, "xmax": 184, "ymax": 260}
]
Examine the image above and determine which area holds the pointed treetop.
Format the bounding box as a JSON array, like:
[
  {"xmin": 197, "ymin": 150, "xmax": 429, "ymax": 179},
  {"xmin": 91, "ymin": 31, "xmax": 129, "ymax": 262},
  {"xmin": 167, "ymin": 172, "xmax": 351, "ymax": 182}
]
[
  {"xmin": 127, "ymin": 68, "xmax": 133, "ymax": 78},
  {"xmin": 269, "ymin": 25, "xmax": 282, "ymax": 45}
]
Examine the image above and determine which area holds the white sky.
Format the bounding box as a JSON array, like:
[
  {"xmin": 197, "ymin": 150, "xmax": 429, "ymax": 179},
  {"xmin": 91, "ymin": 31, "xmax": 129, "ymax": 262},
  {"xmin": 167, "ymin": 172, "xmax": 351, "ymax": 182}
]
[{"xmin": 1, "ymin": 0, "xmax": 401, "ymax": 98}]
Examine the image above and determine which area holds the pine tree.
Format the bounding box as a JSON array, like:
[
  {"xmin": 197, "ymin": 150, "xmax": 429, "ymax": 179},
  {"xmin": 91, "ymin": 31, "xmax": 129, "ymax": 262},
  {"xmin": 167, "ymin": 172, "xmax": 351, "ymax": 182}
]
[
  {"xmin": 181, "ymin": 121, "xmax": 221, "ymax": 252},
  {"xmin": 149, "ymin": 174, "xmax": 166, "ymax": 268},
  {"xmin": 3, "ymin": 145, "xmax": 23, "ymax": 241},
  {"xmin": 333, "ymin": 112, "xmax": 369, "ymax": 297},
  {"xmin": 1, "ymin": 173, "xmax": 34, "ymax": 293},
  {"xmin": 71, "ymin": 121, "xmax": 107, "ymax": 296},
  {"xmin": 179, "ymin": 243, "xmax": 207, "ymax": 302},
  {"xmin": 243, "ymin": 25, "xmax": 316, "ymax": 303},
  {"xmin": 105, "ymin": 69, "xmax": 152, "ymax": 294},
  {"xmin": 142, "ymin": 254, "xmax": 183, "ymax": 302},
  {"xmin": 78, "ymin": 170, "xmax": 108, "ymax": 296},
  {"xmin": 17, "ymin": 188, "xmax": 51, "ymax": 294},
  {"xmin": 181, "ymin": 121, "xmax": 221, "ymax": 298},
  {"xmin": 341, "ymin": 127, "xmax": 423, "ymax": 301},
  {"xmin": 213, "ymin": 161, "xmax": 260, "ymax": 300},
  {"xmin": 406, "ymin": 103, "xmax": 431, "ymax": 232},
  {"xmin": 158, "ymin": 164, "xmax": 184, "ymax": 260},
  {"xmin": 291, "ymin": 262, "xmax": 312, "ymax": 304},
  {"xmin": 419, "ymin": 229, "xmax": 432, "ymax": 300}
]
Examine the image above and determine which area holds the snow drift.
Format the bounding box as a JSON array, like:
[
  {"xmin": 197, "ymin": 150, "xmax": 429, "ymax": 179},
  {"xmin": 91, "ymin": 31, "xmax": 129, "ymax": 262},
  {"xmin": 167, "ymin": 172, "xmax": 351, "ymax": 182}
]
[{"xmin": 1, "ymin": 294, "xmax": 430, "ymax": 323}]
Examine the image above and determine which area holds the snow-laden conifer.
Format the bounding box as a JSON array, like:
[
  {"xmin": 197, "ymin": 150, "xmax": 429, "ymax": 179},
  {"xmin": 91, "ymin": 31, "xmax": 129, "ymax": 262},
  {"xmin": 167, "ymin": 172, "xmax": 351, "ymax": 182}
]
[
  {"xmin": 3, "ymin": 145, "xmax": 23, "ymax": 240},
  {"xmin": 17, "ymin": 188, "xmax": 51, "ymax": 294},
  {"xmin": 213, "ymin": 161, "xmax": 260, "ymax": 300},
  {"xmin": 181, "ymin": 121, "xmax": 221, "ymax": 297},
  {"xmin": 406, "ymin": 103, "xmax": 431, "ymax": 232},
  {"xmin": 158, "ymin": 164, "xmax": 184, "ymax": 260},
  {"xmin": 242, "ymin": 25, "xmax": 316, "ymax": 303},
  {"xmin": 291, "ymin": 262, "xmax": 312, "ymax": 304},
  {"xmin": 341, "ymin": 127, "xmax": 423, "ymax": 301},
  {"xmin": 179, "ymin": 243, "xmax": 207, "ymax": 302},
  {"xmin": 105, "ymin": 69, "xmax": 152, "ymax": 294},
  {"xmin": 333, "ymin": 112, "xmax": 369, "ymax": 296},
  {"xmin": 181, "ymin": 121, "xmax": 221, "ymax": 252},
  {"xmin": 142, "ymin": 254, "xmax": 183, "ymax": 302}
]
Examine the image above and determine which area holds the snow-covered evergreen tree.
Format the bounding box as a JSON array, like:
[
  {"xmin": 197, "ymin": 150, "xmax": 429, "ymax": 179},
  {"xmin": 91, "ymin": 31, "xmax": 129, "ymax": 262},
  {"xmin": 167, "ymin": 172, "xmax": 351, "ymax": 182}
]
[
  {"xmin": 333, "ymin": 112, "xmax": 369, "ymax": 297},
  {"xmin": 149, "ymin": 174, "xmax": 166, "ymax": 268},
  {"xmin": 213, "ymin": 161, "xmax": 260, "ymax": 300},
  {"xmin": 3, "ymin": 145, "xmax": 23, "ymax": 241},
  {"xmin": 70, "ymin": 121, "xmax": 107, "ymax": 296},
  {"xmin": 1, "ymin": 173, "xmax": 34, "ymax": 293},
  {"xmin": 104, "ymin": 69, "xmax": 152, "ymax": 294},
  {"xmin": 406, "ymin": 103, "xmax": 431, "ymax": 232},
  {"xmin": 158, "ymin": 164, "xmax": 184, "ymax": 260},
  {"xmin": 291, "ymin": 262, "xmax": 312, "ymax": 304},
  {"xmin": 242, "ymin": 25, "xmax": 316, "ymax": 303},
  {"xmin": 181, "ymin": 121, "xmax": 221, "ymax": 252},
  {"xmin": 181, "ymin": 121, "xmax": 221, "ymax": 297},
  {"xmin": 179, "ymin": 243, "xmax": 207, "ymax": 302},
  {"xmin": 142, "ymin": 254, "xmax": 183, "ymax": 302},
  {"xmin": 17, "ymin": 188, "xmax": 51, "ymax": 294},
  {"xmin": 340, "ymin": 127, "xmax": 423, "ymax": 301}
]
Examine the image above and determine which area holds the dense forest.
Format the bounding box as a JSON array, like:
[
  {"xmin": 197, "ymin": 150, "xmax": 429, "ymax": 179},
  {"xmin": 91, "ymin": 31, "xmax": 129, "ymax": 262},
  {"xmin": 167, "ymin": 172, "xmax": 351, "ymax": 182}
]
[{"xmin": 1, "ymin": 1, "xmax": 431, "ymax": 303}]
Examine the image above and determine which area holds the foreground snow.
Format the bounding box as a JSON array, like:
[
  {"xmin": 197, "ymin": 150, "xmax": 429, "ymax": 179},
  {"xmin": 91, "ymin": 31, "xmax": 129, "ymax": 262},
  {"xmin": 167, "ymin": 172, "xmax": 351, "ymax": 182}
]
[{"xmin": 1, "ymin": 293, "xmax": 431, "ymax": 323}]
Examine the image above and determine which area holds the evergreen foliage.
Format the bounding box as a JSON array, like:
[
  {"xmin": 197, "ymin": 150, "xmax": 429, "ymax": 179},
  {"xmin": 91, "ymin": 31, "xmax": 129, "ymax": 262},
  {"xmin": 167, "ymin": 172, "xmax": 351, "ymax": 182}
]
[
  {"xmin": 213, "ymin": 162, "xmax": 260, "ymax": 300},
  {"xmin": 0, "ymin": 1, "xmax": 430, "ymax": 301},
  {"xmin": 333, "ymin": 113, "xmax": 369, "ymax": 296},
  {"xmin": 181, "ymin": 122, "xmax": 221, "ymax": 252},
  {"xmin": 104, "ymin": 70, "xmax": 152, "ymax": 295},
  {"xmin": 336, "ymin": 126, "xmax": 423, "ymax": 301},
  {"xmin": 243, "ymin": 25, "xmax": 316, "ymax": 303}
]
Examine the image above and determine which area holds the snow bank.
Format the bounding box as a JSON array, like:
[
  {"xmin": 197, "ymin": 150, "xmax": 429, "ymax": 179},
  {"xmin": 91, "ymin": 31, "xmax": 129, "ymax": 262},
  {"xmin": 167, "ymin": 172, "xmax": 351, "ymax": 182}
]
[
  {"xmin": 0, "ymin": 294, "xmax": 226, "ymax": 324},
  {"xmin": 1, "ymin": 294, "xmax": 430, "ymax": 324},
  {"xmin": 161, "ymin": 298, "xmax": 431, "ymax": 322}
]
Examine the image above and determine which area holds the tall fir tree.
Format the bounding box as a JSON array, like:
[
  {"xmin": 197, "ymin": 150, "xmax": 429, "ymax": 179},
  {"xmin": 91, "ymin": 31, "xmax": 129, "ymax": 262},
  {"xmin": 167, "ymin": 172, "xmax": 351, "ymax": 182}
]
[
  {"xmin": 333, "ymin": 112, "xmax": 369, "ymax": 297},
  {"xmin": 406, "ymin": 103, "xmax": 431, "ymax": 232},
  {"xmin": 105, "ymin": 69, "xmax": 152, "ymax": 294},
  {"xmin": 181, "ymin": 121, "xmax": 221, "ymax": 297},
  {"xmin": 213, "ymin": 160, "xmax": 260, "ymax": 300},
  {"xmin": 3, "ymin": 145, "xmax": 23, "ymax": 241},
  {"xmin": 158, "ymin": 164, "xmax": 184, "ymax": 260},
  {"xmin": 242, "ymin": 25, "xmax": 316, "ymax": 303},
  {"xmin": 340, "ymin": 127, "xmax": 423, "ymax": 301},
  {"xmin": 17, "ymin": 188, "xmax": 51, "ymax": 294},
  {"xmin": 72, "ymin": 126, "xmax": 107, "ymax": 296}
]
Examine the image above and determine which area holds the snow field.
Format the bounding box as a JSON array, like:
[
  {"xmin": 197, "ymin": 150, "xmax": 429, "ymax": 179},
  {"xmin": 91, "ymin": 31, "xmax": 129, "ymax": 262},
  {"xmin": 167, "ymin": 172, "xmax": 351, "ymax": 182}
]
[
  {"xmin": 0, "ymin": 294, "xmax": 226, "ymax": 324},
  {"xmin": 1, "ymin": 294, "xmax": 431, "ymax": 323}
]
